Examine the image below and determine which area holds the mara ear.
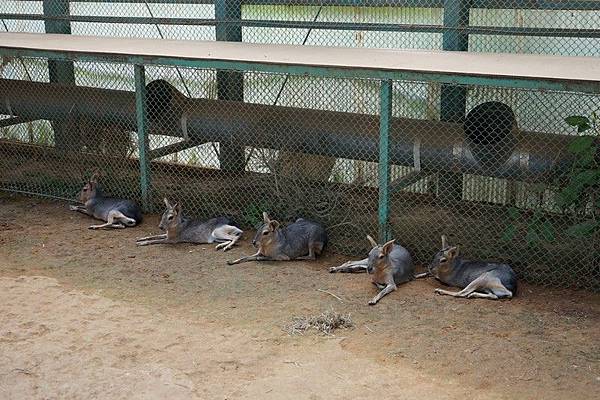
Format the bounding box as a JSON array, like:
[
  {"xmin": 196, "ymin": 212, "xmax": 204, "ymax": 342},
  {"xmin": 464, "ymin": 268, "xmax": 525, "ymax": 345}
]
[
  {"xmin": 382, "ymin": 239, "xmax": 395, "ymax": 256},
  {"xmin": 268, "ymin": 220, "xmax": 280, "ymax": 232},
  {"xmin": 441, "ymin": 235, "xmax": 448, "ymax": 249},
  {"xmin": 89, "ymin": 170, "xmax": 102, "ymax": 184},
  {"xmin": 173, "ymin": 203, "xmax": 182, "ymax": 214},
  {"xmin": 263, "ymin": 212, "xmax": 271, "ymax": 224},
  {"xmin": 164, "ymin": 198, "xmax": 172, "ymax": 208},
  {"xmin": 366, "ymin": 235, "xmax": 378, "ymax": 248},
  {"xmin": 447, "ymin": 246, "xmax": 459, "ymax": 258}
]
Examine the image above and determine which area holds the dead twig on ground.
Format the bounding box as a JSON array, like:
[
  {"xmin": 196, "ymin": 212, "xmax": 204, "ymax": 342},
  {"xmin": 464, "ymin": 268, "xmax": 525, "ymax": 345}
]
[{"xmin": 317, "ymin": 288, "xmax": 344, "ymax": 303}]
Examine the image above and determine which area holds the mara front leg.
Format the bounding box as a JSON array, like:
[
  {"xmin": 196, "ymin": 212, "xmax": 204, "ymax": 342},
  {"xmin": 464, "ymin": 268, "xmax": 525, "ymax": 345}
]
[
  {"xmin": 69, "ymin": 205, "xmax": 91, "ymax": 216},
  {"xmin": 369, "ymin": 283, "xmax": 397, "ymax": 305},
  {"xmin": 227, "ymin": 251, "xmax": 293, "ymax": 265},
  {"xmin": 136, "ymin": 237, "xmax": 171, "ymax": 246},
  {"xmin": 136, "ymin": 233, "xmax": 167, "ymax": 242},
  {"xmin": 227, "ymin": 252, "xmax": 272, "ymax": 265}
]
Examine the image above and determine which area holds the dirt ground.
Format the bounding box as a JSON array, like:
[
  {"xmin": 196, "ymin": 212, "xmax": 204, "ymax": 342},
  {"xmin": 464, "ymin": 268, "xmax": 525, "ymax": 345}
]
[{"xmin": 0, "ymin": 193, "xmax": 599, "ymax": 400}]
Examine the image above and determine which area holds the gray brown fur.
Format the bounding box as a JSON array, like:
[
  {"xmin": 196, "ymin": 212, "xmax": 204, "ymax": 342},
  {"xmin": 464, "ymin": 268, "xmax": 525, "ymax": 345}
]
[
  {"xmin": 136, "ymin": 199, "xmax": 242, "ymax": 251},
  {"xmin": 69, "ymin": 173, "xmax": 142, "ymax": 229},
  {"xmin": 428, "ymin": 235, "xmax": 517, "ymax": 300},
  {"xmin": 329, "ymin": 235, "xmax": 414, "ymax": 305},
  {"xmin": 227, "ymin": 212, "xmax": 327, "ymax": 265}
]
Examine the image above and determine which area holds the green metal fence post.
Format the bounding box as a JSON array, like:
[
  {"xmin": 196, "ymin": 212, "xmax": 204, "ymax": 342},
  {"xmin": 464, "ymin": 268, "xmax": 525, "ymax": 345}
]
[
  {"xmin": 42, "ymin": 0, "xmax": 75, "ymax": 150},
  {"xmin": 215, "ymin": 0, "xmax": 245, "ymax": 172},
  {"xmin": 439, "ymin": 0, "xmax": 470, "ymax": 202},
  {"xmin": 134, "ymin": 64, "xmax": 151, "ymax": 212},
  {"xmin": 441, "ymin": 0, "xmax": 470, "ymax": 120},
  {"xmin": 378, "ymin": 80, "xmax": 393, "ymax": 243}
]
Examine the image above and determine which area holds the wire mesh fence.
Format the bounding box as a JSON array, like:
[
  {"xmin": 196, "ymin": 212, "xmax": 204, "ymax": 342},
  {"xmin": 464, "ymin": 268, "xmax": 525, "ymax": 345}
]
[
  {"xmin": 0, "ymin": 1, "xmax": 599, "ymax": 290},
  {"xmin": 3, "ymin": 1, "xmax": 600, "ymax": 56}
]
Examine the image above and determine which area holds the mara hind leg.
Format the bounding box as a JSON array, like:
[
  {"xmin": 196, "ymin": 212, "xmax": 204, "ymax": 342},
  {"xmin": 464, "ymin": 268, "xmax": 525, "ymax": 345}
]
[
  {"xmin": 329, "ymin": 258, "xmax": 369, "ymax": 273},
  {"xmin": 491, "ymin": 286, "xmax": 513, "ymax": 299},
  {"xmin": 116, "ymin": 212, "xmax": 137, "ymax": 226},
  {"xmin": 89, "ymin": 210, "xmax": 129, "ymax": 229},
  {"xmin": 465, "ymin": 291, "xmax": 499, "ymax": 300},
  {"xmin": 313, "ymin": 240, "xmax": 325, "ymax": 256},
  {"xmin": 467, "ymin": 277, "xmax": 513, "ymax": 300},
  {"xmin": 434, "ymin": 273, "xmax": 495, "ymax": 298},
  {"xmin": 295, "ymin": 241, "xmax": 325, "ymax": 261},
  {"xmin": 89, "ymin": 222, "xmax": 125, "ymax": 230},
  {"xmin": 213, "ymin": 225, "xmax": 243, "ymax": 251}
]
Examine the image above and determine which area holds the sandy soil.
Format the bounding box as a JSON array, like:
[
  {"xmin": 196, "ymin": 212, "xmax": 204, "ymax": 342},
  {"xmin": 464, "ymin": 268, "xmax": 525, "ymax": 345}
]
[{"xmin": 0, "ymin": 193, "xmax": 599, "ymax": 400}]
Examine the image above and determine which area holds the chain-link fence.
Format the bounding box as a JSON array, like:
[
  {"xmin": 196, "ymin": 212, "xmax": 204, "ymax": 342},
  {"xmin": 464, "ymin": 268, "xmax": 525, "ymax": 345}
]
[
  {"xmin": 1, "ymin": 1, "xmax": 599, "ymax": 290},
  {"xmin": 3, "ymin": 1, "xmax": 600, "ymax": 56}
]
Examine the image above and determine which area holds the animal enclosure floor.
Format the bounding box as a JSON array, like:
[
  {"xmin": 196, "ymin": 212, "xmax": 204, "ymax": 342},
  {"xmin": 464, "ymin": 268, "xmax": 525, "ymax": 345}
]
[{"xmin": 0, "ymin": 194, "xmax": 598, "ymax": 400}]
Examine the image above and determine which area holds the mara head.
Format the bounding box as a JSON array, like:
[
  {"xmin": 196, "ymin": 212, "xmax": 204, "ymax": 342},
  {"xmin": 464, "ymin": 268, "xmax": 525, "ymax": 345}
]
[
  {"xmin": 428, "ymin": 235, "xmax": 460, "ymax": 277},
  {"xmin": 79, "ymin": 172, "xmax": 100, "ymax": 203},
  {"xmin": 252, "ymin": 212, "xmax": 280, "ymax": 248},
  {"xmin": 159, "ymin": 198, "xmax": 183, "ymax": 231},
  {"xmin": 366, "ymin": 235, "xmax": 396, "ymax": 274}
]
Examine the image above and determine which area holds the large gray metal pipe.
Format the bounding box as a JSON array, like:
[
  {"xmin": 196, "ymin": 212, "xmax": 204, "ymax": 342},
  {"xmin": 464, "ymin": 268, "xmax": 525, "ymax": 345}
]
[{"xmin": 0, "ymin": 78, "xmax": 574, "ymax": 180}]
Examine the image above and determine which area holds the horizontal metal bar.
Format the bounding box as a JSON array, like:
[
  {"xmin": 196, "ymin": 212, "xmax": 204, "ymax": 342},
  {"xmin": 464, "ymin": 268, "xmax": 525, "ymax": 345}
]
[
  {"xmin": 390, "ymin": 170, "xmax": 430, "ymax": 193},
  {"xmin": 0, "ymin": 14, "xmax": 446, "ymax": 33},
  {"xmin": 0, "ymin": 14, "xmax": 217, "ymax": 26},
  {"xmin": 3, "ymin": 14, "xmax": 599, "ymax": 39},
  {"xmin": 12, "ymin": 0, "xmax": 600, "ymax": 11},
  {"xmin": 468, "ymin": 26, "xmax": 600, "ymax": 38},
  {"xmin": 149, "ymin": 139, "xmax": 204, "ymax": 159},
  {"xmin": 243, "ymin": 0, "xmax": 600, "ymax": 8},
  {"xmin": 3, "ymin": 14, "xmax": 599, "ymax": 38},
  {"xmin": 0, "ymin": 187, "xmax": 77, "ymax": 203},
  {"xmin": 9, "ymin": 0, "xmax": 214, "ymax": 3},
  {"xmin": 0, "ymin": 116, "xmax": 39, "ymax": 128},
  {"xmin": 2, "ymin": 47, "xmax": 598, "ymax": 94}
]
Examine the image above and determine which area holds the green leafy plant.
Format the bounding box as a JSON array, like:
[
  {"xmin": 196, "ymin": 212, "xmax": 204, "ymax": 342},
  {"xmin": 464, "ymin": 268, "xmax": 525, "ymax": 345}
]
[
  {"xmin": 558, "ymin": 112, "xmax": 600, "ymax": 238},
  {"xmin": 242, "ymin": 201, "xmax": 272, "ymax": 228},
  {"xmin": 501, "ymin": 112, "xmax": 599, "ymax": 245},
  {"xmin": 502, "ymin": 207, "xmax": 555, "ymax": 246}
]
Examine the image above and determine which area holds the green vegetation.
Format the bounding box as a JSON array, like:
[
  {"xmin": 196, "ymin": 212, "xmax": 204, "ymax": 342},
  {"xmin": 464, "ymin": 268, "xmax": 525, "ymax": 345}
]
[
  {"xmin": 242, "ymin": 200, "xmax": 272, "ymax": 228},
  {"xmin": 502, "ymin": 112, "xmax": 600, "ymax": 245},
  {"xmin": 559, "ymin": 113, "xmax": 600, "ymax": 237}
]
